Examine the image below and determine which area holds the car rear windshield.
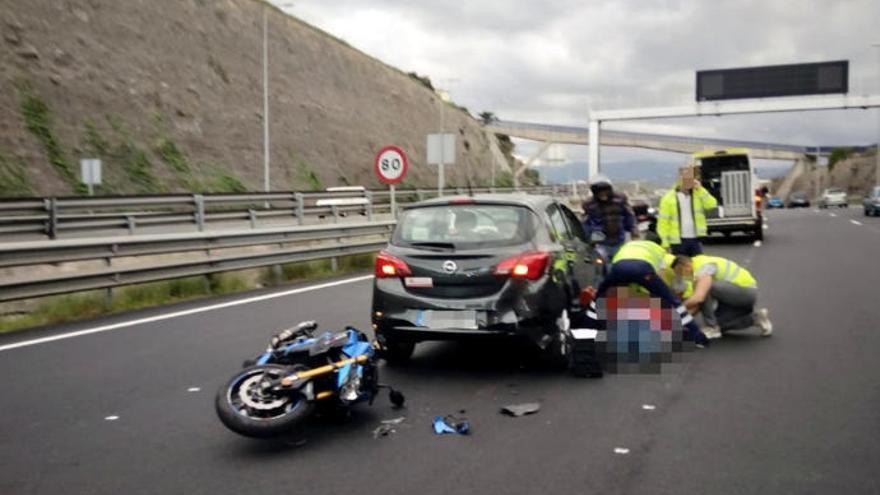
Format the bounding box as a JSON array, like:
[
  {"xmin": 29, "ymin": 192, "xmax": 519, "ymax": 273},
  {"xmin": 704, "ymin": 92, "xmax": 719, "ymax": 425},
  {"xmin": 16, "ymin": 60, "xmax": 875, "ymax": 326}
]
[
  {"xmin": 393, "ymin": 204, "xmax": 537, "ymax": 250},
  {"xmin": 827, "ymin": 188, "xmax": 845, "ymax": 194}
]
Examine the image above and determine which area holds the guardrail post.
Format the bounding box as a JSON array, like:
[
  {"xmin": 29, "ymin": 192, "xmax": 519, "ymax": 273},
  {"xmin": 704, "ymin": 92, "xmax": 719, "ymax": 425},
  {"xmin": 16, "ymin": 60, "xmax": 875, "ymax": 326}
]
[
  {"xmin": 295, "ymin": 192, "xmax": 305, "ymax": 225},
  {"xmin": 126, "ymin": 215, "xmax": 136, "ymax": 235},
  {"xmin": 416, "ymin": 189, "xmax": 425, "ymax": 202},
  {"xmin": 331, "ymin": 205, "xmax": 340, "ymax": 224},
  {"xmin": 456, "ymin": 187, "xmax": 464, "ymax": 195},
  {"xmin": 46, "ymin": 198, "xmax": 58, "ymax": 239},
  {"xmin": 193, "ymin": 194, "xmax": 205, "ymax": 231},
  {"xmin": 248, "ymin": 209, "xmax": 257, "ymax": 229},
  {"xmin": 104, "ymin": 257, "xmax": 113, "ymax": 309},
  {"xmin": 364, "ymin": 190, "xmax": 374, "ymax": 221}
]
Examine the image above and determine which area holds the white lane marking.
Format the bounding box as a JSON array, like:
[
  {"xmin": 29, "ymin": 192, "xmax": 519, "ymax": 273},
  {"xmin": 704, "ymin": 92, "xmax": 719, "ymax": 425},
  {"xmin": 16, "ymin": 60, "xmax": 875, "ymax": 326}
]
[
  {"xmin": 762, "ymin": 224, "xmax": 769, "ymax": 230},
  {"xmin": 850, "ymin": 220, "xmax": 863, "ymax": 226},
  {"xmin": 829, "ymin": 213, "xmax": 837, "ymax": 217},
  {"xmin": 0, "ymin": 275, "xmax": 374, "ymax": 353},
  {"xmin": 187, "ymin": 387, "xmax": 201, "ymax": 393},
  {"xmin": 813, "ymin": 209, "xmax": 820, "ymax": 213},
  {"xmin": 642, "ymin": 404, "xmax": 656, "ymax": 411},
  {"xmin": 614, "ymin": 447, "xmax": 630, "ymax": 455},
  {"xmin": 104, "ymin": 415, "xmax": 119, "ymax": 421},
  {"xmin": 753, "ymin": 240, "xmax": 762, "ymax": 247}
]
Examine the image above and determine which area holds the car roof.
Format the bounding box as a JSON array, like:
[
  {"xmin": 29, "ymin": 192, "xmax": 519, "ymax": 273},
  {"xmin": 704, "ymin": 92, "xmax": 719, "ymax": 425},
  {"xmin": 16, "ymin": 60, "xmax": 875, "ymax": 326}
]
[{"xmin": 407, "ymin": 194, "xmax": 557, "ymax": 210}]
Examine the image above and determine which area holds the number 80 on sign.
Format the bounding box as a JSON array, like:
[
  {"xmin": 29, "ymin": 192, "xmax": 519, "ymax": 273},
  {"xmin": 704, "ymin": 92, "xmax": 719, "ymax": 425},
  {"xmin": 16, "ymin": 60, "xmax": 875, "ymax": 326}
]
[{"xmin": 374, "ymin": 145, "xmax": 409, "ymax": 185}]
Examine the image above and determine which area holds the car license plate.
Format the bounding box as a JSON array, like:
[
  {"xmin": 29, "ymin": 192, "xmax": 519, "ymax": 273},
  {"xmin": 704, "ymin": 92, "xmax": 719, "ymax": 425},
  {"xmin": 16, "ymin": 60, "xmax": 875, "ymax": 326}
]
[
  {"xmin": 417, "ymin": 310, "xmax": 478, "ymax": 330},
  {"xmin": 404, "ymin": 277, "xmax": 433, "ymax": 288}
]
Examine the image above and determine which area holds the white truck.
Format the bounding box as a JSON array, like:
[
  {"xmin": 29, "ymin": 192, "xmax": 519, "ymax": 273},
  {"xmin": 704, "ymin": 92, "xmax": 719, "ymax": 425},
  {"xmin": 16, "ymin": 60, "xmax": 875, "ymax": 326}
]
[{"xmin": 692, "ymin": 148, "xmax": 763, "ymax": 242}]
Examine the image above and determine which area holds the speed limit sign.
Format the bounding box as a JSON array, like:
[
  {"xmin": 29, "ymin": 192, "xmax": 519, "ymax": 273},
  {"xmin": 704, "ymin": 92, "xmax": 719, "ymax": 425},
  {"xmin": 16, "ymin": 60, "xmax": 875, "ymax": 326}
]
[{"xmin": 374, "ymin": 145, "xmax": 409, "ymax": 185}]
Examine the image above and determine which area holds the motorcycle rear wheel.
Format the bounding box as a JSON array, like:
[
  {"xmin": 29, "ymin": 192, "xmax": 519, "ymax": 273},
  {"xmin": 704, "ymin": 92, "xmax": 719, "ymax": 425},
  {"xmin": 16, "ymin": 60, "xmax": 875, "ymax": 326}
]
[{"xmin": 215, "ymin": 364, "xmax": 313, "ymax": 438}]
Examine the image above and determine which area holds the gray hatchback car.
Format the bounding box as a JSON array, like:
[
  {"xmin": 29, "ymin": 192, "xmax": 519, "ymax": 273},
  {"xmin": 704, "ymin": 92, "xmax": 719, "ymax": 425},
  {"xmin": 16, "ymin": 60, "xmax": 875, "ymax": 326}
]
[{"xmin": 371, "ymin": 194, "xmax": 599, "ymax": 363}]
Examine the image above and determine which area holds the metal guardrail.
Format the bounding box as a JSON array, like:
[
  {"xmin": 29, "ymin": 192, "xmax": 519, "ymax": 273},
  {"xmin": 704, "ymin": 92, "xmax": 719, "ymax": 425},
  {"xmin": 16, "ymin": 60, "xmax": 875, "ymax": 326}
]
[
  {"xmin": 0, "ymin": 186, "xmax": 562, "ymax": 239},
  {"xmin": 0, "ymin": 221, "xmax": 396, "ymax": 303},
  {"xmin": 0, "ymin": 186, "xmax": 572, "ymax": 303}
]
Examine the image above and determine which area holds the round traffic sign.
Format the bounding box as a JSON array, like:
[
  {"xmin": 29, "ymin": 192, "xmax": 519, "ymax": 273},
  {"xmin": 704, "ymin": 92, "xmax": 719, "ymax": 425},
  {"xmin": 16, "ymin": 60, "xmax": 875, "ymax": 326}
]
[{"xmin": 374, "ymin": 145, "xmax": 409, "ymax": 185}]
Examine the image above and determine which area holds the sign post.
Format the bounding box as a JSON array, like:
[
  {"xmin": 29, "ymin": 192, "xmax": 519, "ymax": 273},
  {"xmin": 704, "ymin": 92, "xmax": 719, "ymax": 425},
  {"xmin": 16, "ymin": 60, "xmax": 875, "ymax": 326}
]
[
  {"xmin": 80, "ymin": 158, "xmax": 102, "ymax": 196},
  {"xmin": 374, "ymin": 145, "xmax": 409, "ymax": 218},
  {"xmin": 427, "ymin": 133, "xmax": 455, "ymax": 196}
]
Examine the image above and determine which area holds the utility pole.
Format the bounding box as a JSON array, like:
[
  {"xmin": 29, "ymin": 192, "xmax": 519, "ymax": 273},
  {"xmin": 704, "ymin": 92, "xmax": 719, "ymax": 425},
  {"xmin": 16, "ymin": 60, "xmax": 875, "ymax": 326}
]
[{"xmin": 262, "ymin": 5, "xmax": 270, "ymax": 192}]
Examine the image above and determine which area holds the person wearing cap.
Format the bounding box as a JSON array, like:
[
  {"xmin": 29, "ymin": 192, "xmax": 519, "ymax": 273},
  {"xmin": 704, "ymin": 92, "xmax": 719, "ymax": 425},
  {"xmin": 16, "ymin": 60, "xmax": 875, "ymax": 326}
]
[
  {"xmin": 584, "ymin": 233, "xmax": 710, "ymax": 347},
  {"xmin": 669, "ymin": 254, "xmax": 773, "ymax": 339},
  {"xmin": 657, "ymin": 167, "xmax": 718, "ymax": 256},
  {"xmin": 581, "ymin": 175, "xmax": 638, "ymax": 259}
]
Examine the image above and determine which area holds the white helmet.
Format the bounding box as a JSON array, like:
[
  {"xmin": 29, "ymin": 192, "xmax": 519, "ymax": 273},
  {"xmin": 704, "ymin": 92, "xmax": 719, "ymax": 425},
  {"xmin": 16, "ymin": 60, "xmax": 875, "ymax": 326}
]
[{"xmin": 589, "ymin": 174, "xmax": 613, "ymax": 196}]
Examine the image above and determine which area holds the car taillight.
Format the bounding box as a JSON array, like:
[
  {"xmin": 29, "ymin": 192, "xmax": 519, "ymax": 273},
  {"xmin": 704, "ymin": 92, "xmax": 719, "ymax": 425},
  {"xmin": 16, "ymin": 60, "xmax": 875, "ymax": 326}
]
[
  {"xmin": 494, "ymin": 251, "xmax": 550, "ymax": 280},
  {"xmin": 375, "ymin": 251, "xmax": 412, "ymax": 278}
]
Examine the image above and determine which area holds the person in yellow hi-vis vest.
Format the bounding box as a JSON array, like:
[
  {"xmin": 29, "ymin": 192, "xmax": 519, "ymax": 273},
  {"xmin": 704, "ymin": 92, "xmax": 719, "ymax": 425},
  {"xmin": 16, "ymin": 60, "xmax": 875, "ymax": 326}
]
[
  {"xmin": 657, "ymin": 167, "xmax": 718, "ymax": 256},
  {"xmin": 669, "ymin": 254, "xmax": 773, "ymax": 339}
]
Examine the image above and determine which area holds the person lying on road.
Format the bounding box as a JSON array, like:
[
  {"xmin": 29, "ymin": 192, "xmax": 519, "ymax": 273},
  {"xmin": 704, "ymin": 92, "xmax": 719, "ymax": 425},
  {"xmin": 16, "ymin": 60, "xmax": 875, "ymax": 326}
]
[
  {"xmin": 584, "ymin": 234, "xmax": 710, "ymax": 348},
  {"xmin": 670, "ymin": 254, "xmax": 773, "ymax": 340}
]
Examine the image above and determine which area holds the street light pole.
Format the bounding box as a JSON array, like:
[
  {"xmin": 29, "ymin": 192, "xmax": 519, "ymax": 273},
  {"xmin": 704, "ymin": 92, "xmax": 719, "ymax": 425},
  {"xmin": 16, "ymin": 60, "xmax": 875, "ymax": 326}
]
[
  {"xmin": 262, "ymin": 5, "xmax": 270, "ymax": 192},
  {"xmin": 873, "ymin": 43, "xmax": 880, "ymax": 186}
]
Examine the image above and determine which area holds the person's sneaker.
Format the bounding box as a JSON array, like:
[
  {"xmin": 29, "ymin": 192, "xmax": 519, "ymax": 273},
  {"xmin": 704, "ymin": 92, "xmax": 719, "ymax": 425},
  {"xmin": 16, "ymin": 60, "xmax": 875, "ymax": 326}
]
[
  {"xmin": 694, "ymin": 331, "xmax": 711, "ymax": 349},
  {"xmin": 755, "ymin": 308, "xmax": 773, "ymax": 336},
  {"xmin": 703, "ymin": 324, "xmax": 723, "ymax": 340}
]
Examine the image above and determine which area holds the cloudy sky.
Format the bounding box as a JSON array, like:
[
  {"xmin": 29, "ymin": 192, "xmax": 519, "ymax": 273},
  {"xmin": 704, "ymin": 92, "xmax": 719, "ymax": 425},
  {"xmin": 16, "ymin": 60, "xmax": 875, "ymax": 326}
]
[{"xmin": 274, "ymin": 0, "xmax": 880, "ymax": 180}]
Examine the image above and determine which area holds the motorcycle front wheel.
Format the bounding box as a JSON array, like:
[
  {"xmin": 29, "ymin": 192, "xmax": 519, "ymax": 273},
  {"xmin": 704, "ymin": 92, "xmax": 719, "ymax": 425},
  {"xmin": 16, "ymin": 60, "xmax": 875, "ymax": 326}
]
[{"xmin": 215, "ymin": 364, "xmax": 313, "ymax": 438}]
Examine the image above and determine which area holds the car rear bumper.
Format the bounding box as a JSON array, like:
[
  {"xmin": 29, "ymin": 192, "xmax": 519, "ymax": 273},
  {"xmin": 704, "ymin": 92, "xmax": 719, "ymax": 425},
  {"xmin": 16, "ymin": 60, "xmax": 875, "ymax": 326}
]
[{"xmin": 371, "ymin": 276, "xmax": 565, "ymax": 343}]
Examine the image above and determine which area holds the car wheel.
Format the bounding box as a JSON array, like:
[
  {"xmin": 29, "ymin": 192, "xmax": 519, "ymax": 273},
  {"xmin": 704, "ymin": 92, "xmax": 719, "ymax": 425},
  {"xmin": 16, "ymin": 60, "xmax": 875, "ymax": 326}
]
[{"xmin": 376, "ymin": 334, "xmax": 415, "ymax": 365}]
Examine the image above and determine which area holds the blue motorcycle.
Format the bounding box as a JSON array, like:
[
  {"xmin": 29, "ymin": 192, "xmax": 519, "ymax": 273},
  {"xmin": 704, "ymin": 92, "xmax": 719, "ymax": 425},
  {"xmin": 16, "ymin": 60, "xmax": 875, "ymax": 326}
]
[{"xmin": 215, "ymin": 321, "xmax": 404, "ymax": 438}]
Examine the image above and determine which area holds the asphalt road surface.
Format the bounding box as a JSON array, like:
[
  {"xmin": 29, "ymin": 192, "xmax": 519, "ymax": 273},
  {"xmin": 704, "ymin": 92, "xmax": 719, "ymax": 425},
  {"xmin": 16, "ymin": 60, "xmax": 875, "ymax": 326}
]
[{"xmin": 1, "ymin": 208, "xmax": 878, "ymax": 495}]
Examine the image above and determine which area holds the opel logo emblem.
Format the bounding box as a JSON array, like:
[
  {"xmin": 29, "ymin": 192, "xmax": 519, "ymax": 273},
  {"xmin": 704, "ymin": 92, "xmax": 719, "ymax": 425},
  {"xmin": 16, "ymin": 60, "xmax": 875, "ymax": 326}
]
[{"xmin": 442, "ymin": 260, "xmax": 457, "ymax": 274}]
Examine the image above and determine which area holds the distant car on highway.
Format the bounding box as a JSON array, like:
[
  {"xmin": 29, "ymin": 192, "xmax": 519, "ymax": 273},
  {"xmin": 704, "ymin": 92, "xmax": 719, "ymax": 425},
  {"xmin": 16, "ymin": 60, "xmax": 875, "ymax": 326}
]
[
  {"xmin": 371, "ymin": 194, "xmax": 598, "ymax": 363},
  {"xmin": 787, "ymin": 192, "xmax": 811, "ymax": 208},
  {"xmin": 818, "ymin": 188, "xmax": 848, "ymax": 208},
  {"xmin": 864, "ymin": 186, "xmax": 880, "ymax": 216},
  {"xmin": 767, "ymin": 196, "xmax": 785, "ymax": 209}
]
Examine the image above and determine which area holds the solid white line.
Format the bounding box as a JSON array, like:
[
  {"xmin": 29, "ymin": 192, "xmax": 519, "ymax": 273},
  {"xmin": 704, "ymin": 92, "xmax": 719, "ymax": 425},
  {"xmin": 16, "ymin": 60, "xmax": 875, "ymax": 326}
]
[
  {"xmin": 0, "ymin": 275, "xmax": 374, "ymax": 353},
  {"xmin": 829, "ymin": 213, "xmax": 837, "ymax": 217},
  {"xmin": 850, "ymin": 220, "xmax": 863, "ymax": 226}
]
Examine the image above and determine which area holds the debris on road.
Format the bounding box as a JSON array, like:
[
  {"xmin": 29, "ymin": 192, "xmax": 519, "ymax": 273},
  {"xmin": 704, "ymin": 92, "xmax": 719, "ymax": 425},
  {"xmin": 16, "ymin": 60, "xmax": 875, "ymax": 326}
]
[
  {"xmin": 373, "ymin": 416, "xmax": 407, "ymax": 439},
  {"xmin": 104, "ymin": 415, "xmax": 119, "ymax": 421},
  {"xmin": 614, "ymin": 447, "xmax": 630, "ymax": 454},
  {"xmin": 641, "ymin": 404, "xmax": 656, "ymax": 411},
  {"xmin": 500, "ymin": 402, "xmax": 541, "ymax": 417},
  {"xmin": 432, "ymin": 415, "xmax": 471, "ymax": 435}
]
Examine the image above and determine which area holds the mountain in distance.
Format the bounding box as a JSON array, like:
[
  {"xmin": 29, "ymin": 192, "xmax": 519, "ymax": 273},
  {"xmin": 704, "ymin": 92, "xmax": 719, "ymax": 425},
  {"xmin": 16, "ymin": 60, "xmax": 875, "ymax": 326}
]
[{"xmin": 537, "ymin": 158, "xmax": 791, "ymax": 186}]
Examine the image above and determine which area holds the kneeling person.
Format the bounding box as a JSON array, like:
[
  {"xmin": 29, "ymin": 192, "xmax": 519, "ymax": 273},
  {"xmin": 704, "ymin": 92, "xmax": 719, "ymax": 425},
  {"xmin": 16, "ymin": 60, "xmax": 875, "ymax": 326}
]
[{"xmin": 672, "ymin": 255, "xmax": 773, "ymax": 339}]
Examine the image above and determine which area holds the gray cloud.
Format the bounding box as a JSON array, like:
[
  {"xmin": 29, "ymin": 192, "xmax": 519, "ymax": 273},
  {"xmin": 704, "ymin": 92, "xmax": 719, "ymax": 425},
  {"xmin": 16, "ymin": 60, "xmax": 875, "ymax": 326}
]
[{"xmin": 279, "ymin": 0, "xmax": 880, "ymax": 175}]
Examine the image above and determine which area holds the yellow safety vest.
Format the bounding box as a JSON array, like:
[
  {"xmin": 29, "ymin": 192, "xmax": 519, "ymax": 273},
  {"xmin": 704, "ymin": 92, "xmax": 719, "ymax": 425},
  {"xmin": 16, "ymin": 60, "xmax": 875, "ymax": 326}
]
[
  {"xmin": 692, "ymin": 255, "xmax": 757, "ymax": 289},
  {"xmin": 657, "ymin": 186, "xmax": 718, "ymax": 248},
  {"xmin": 612, "ymin": 241, "xmax": 668, "ymax": 272}
]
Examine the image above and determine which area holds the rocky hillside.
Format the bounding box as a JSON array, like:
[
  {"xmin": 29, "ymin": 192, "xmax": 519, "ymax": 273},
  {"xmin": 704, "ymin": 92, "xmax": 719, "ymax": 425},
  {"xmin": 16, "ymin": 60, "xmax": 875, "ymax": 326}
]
[
  {"xmin": 0, "ymin": 0, "xmax": 510, "ymax": 197},
  {"xmin": 773, "ymin": 152, "xmax": 877, "ymax": 200}
]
